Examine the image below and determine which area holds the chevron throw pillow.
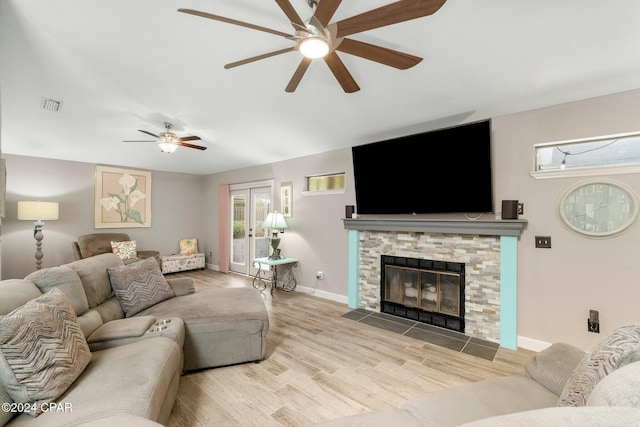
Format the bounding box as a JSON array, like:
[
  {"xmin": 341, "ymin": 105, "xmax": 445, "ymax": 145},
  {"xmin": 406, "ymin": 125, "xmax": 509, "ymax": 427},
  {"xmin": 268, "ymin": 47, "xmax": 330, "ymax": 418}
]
[
  {"xmin": 558, "ymin": 323, "xmax": 640, "ymax": 407},
  {"xmin": 108, "ymin": 257, "xmax": 175, "ymax": 317},
  {"xmin": 0, "ymin": 288, "xmax": 92, "ymax": 417}
]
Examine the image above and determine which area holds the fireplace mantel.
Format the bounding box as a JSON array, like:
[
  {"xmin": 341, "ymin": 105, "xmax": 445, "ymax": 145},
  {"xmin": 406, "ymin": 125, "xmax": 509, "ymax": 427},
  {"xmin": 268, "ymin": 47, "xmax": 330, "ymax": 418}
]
[{"xmin": 343, "ymin": 218, "xmax": 527, "ymax": 236}]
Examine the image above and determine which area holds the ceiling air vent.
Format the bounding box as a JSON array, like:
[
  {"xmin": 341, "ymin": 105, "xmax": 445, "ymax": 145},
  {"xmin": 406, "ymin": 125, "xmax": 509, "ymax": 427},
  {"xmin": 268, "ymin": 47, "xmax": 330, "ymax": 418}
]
[{"xmin": 41, "ymin": 97, "xmax": 62, "ymax": 112}]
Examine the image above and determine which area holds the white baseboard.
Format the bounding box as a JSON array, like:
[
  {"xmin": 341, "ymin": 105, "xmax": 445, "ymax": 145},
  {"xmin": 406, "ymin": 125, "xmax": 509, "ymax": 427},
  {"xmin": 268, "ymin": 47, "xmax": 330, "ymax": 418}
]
[
  {"xmin": 518, "ymin": 335, "xmax": 552, "ymax": 352},
  {"xmin": 206, "ymin": 263, "xmax": 219, "ymax": 271},
  {"xmin": 294, "ymin": 285, "xmax": 348, "ymax": 304}
]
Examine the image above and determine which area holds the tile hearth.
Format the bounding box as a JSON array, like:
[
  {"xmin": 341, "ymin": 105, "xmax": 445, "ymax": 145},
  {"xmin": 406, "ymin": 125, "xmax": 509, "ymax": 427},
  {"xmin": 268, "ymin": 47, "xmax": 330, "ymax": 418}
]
[{"xmin": 342, "ymin": 308, "xmax": 499, "ymax": 361}]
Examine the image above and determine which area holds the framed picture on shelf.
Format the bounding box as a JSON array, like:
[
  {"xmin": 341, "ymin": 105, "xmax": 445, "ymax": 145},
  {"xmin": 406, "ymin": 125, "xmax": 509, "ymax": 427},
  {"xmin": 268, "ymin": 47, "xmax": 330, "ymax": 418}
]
[
  {"xmin": 94, "ymin": 165, "xmax": 152, "ymax": 228},
  {"xmin": 280, "ymin": 182, "xmax": 292, "ymax": 218}
]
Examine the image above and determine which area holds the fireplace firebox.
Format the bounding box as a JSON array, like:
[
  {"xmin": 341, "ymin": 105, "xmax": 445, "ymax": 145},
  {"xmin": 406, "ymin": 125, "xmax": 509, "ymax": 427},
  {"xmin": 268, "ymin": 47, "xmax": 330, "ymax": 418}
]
[{"xmin": 380, "ymin": 255, "xmax": 465, "ymax": 333}]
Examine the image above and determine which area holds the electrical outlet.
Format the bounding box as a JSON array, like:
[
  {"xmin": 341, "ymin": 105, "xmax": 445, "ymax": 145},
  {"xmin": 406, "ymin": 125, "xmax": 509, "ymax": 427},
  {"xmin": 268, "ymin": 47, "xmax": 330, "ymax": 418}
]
[
  {"xmin": 316, "ymin": 271, "xmax": 324, "ymax": 280},
  {"xmin": 518, "ymin": 202, "xmax": 524, "ymax": 215},
  {"xmin": 588, "ymin": 320, "xmax": 600, "ymax": 333},
  {"xmin": 535, "ymin": 236, "xmax": 551, "ymax": 248}
]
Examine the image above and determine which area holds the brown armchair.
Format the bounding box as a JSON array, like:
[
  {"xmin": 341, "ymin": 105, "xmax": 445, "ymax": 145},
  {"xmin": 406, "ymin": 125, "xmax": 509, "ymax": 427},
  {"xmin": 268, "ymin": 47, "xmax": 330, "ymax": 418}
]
[{"xmin": 72, "ymin": 233, "xmax": 160, "ymax": 265}]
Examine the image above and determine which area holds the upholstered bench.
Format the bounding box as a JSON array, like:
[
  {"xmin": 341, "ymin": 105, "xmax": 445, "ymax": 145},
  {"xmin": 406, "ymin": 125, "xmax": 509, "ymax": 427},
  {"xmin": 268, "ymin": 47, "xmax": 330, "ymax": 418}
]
[{"xmin": 161, "ymin": 253, "xmax": 205, "ymax": 274}]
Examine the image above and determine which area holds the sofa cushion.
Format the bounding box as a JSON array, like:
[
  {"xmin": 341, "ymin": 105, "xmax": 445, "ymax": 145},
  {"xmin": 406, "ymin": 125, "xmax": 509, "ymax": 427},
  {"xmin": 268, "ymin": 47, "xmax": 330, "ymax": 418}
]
[
  {"xmin": 76, "ymin": 309, "xmax": 105, "ymax": 338},
  {"xmin": 403, "ymin": 375, "xmax": 558, "ymax": 427},
  {"xmin": 525, "ymin": 342, "xmax": 586, "ymax": 396},
  {"xmin": 111, "ymin": 240, "xmax": 138, "ymax": 260},
  {"xmin": 0, "ymin": 279, "xmax": 42, "ymax": 315},
  {"xmin": 458, "ymin": 406, "xmax": 640, "ymax": 427},
  {"xmin": 587, "ymin": 360, "xmax": 640, "ymax": 408},
  {"xmin": 68, "ymin": 253, "xmax": 124, "ymax": 308},
  {"xmin": 179, "ymin": 238, "xmax": 198, "ymax": 255},
  {"xmin": 87, "ymin": 316, "xmax": 156, "ymax": 343},
  {"xmin": 137, "ymin": 287, "xmax": 268, "ymax": 371},
  {"xmin": 107, "ymin": 257, "xmax": 175, "ymax": 317},
  {"xmin": 25, "ymin": 265, "xmax": 90, "ymax": 315},
  {"xmin": 0, "ymin": 289, "xmax": 92, "ymax": 416},
  {"xmin": 310, "ymin": 408, "xmax": 423, "ymax": 427},
  {"xmin": 166, "ymin": 277, "xmax": 196, "ymax": 297},
  {"xmin": 5, "ymin": 337, "xmax": 182, "ymax": 425},
  {"xmin": 0, "ymin": 386, "xmax": 14, "ymax": 426},
  {"xmin": 558, "ymin": 323, "xmax": 640, "ymax": 407}
]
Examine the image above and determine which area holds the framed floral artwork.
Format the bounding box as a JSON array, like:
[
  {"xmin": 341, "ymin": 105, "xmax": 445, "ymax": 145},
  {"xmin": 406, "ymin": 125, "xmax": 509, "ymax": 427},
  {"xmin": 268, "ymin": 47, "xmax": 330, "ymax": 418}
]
[
  {"xmin": 94, "ymin": 165, "xmax": 152, "ymax": 228},
  {"xmin": 281, "ymin": 182, "xmax": 292, "ymax": 218}
]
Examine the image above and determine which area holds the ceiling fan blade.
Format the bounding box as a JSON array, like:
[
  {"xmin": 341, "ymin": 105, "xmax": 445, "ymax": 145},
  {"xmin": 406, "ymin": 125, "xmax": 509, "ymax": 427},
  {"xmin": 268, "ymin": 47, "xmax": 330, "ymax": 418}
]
[
  {"xmin": 314, "ymin": 0, "xmax": 342, "ymax": 27},
  {"xmin": 124, "ymin": 140, "xmax": 156, "ymax": 143},
  {"xmin": 274, "ymin": 0, "xmax": 305, "ymax": 27},
  {"xmin": 285, "ymin": 57, "xmax": 312, "ymax": 92},
  {"xmin": 177, "ymin": 142, "xmax": 207, "ymax": 151},
  {"xmin": 323, "ymin": 52, "xmax": 360, "ymax": 93},
  {"xmin": 138, "ymin": 130, "xmax": 159, "ymax": 139},
  {"xmin": 336, "ymin": 38, "xmax": 422, "ymax": 69},
  {"xmin": 225, "ymin": 47, "xmax": 295, "ymax": 69},
  {"xmin": 178, "ymin": 8, "xmax": 292, "ymax": 38},
  {"xmin": 178, "ymin": 135, "xmax": 202, "ymax": 142},
  {"xmin": 335, "ymin": 0, "xmax": 447, "ymax": 38}
]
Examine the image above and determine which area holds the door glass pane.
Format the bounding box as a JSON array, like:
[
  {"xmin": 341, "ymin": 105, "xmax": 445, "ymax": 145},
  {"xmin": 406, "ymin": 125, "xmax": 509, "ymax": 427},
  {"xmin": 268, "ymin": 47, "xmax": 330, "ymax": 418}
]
[
  {"xmin": 253, "ymin": 194, "xmax": 270, "ymax": 259},
  {"xmin": 232, "ymin": 195, "xmax": 246, "ymax": 264}
]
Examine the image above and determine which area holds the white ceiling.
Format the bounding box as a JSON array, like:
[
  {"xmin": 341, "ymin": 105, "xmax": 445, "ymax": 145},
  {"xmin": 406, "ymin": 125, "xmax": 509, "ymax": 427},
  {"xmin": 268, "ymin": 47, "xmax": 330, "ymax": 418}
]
[{"xmin": 1, "ymin": 0, "xmax": 639, "ymax": 175}]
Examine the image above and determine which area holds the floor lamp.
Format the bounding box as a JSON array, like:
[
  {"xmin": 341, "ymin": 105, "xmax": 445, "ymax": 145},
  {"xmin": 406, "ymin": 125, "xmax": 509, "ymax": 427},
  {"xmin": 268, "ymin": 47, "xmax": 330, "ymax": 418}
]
[{"xmin": 18, "ymin": 201, "xmax": 59, "ymax": 270}]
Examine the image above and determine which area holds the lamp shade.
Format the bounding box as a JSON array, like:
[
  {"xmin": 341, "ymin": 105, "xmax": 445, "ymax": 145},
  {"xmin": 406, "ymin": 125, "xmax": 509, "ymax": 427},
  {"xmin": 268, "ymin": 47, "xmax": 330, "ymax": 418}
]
[
  {"xmin": 17, "ymin": 201, "xmax": 59, "ymax": 221},
  {"xmin": 262, "ymin": 212, "xmax": 288, "ymax": 230}
]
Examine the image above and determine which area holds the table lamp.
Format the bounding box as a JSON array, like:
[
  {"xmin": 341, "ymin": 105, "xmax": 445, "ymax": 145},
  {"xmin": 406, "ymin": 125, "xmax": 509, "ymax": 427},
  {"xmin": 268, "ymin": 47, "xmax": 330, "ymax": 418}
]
[
  {"xmin": 262, "ymin": 211, "xmax": 288, "ymax": 260},
  {"xmin": 18, "ymin": 201, "xmax": 59, "ymax": 270}
]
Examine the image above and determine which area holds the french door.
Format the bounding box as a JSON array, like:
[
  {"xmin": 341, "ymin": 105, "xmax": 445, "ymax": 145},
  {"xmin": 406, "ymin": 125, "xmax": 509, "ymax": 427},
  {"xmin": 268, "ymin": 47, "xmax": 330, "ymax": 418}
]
[{"xmin": 229, "ymin": 183, "xmax": 271, "ymax": 276}]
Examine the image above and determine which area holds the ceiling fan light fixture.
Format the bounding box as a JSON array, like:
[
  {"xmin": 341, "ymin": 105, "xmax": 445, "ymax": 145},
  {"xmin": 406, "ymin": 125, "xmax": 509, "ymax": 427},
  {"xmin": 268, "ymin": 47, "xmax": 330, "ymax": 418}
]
[
  {"xmin": 158, "ymin": 142, "xmax": 179, "ymax": 153},
  {"xmin": 298, "ymin": 37, "xmax": 330, "ymax": 58}
]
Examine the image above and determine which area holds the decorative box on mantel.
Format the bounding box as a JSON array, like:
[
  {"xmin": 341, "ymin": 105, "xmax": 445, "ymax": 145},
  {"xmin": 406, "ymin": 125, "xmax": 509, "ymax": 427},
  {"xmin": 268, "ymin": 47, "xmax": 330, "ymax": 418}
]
[{"xmin": 343, "ymin": 218, "xmax": 527, "ymax": 350}]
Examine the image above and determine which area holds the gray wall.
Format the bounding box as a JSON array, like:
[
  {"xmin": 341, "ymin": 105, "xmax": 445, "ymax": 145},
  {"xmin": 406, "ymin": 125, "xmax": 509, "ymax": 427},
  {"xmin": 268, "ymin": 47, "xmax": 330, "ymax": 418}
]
[
  {"xmin": 3, "ymin": 88, "xmax": 640, "ymax": 351},
  {"xmin": 201, "ymin": 149, "xmax": 355, "ymax": 299},
  {"xmin": 2, "ymin": 154, "xmax": 205, "ymax": 279},
  {"xmin": 492, "ymin": 88, "xmax": 640, "ymax": 350}
]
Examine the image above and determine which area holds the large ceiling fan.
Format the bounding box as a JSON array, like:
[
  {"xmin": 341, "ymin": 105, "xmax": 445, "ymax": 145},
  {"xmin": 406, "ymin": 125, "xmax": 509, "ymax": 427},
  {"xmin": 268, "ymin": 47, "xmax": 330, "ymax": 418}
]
[
  {"xmin": 125, "ymin": 122, "xmax": 206, "ymax": 153},
  {"xmin": 178, "ymin": 0, "xmax": 447, "ymax": 93}
]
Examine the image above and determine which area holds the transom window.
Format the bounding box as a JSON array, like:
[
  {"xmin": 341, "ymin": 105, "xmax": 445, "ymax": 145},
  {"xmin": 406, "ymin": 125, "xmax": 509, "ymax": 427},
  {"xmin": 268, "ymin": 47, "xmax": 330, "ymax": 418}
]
[
  {"xmin": 532, "ymin": 131, "xmax": 640, "ymax": 179},
  {"xmin": 305, "ymin": 172, "xmax": 346, "ymax": 193}
]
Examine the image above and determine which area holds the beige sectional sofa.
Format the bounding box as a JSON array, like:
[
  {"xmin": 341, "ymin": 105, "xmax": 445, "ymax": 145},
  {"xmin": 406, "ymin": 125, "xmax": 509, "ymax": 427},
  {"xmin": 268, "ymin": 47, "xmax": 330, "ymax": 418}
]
[
  {"xmin": 311, "ymin": 325, "xmax": 640, "ymax": 426},
  {"xmin": 0, "ymin": 253, "xmax": 269, "ymax": 426}
]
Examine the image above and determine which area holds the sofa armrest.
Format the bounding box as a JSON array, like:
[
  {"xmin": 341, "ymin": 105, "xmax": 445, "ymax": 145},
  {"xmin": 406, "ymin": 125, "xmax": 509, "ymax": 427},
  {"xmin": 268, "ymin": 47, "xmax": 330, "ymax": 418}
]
[
  {"xmin": 167, "ymin": 277, "xmax": 196, "ymax": 296},
  {"xmin": 87, "ymin": 316, "xmax": 156, "ymax": 344},
  {"xmin": 525, "ymin": 342, "xmax": 586, "ymax": 396}
]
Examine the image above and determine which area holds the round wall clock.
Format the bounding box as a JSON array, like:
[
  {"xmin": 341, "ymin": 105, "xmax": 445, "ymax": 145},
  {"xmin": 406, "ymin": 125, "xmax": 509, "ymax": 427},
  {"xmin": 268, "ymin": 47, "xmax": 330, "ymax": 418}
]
[{"xmin": 557, "ymin": 179, "xmax": 639, "ymax": 238}]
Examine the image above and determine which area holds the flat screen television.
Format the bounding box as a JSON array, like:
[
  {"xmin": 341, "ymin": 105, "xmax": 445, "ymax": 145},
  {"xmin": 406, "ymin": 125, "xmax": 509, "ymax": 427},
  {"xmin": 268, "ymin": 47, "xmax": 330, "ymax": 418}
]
[{"xmin": 352, "ymin": 120, "xmax": 493, "ymax": 215}]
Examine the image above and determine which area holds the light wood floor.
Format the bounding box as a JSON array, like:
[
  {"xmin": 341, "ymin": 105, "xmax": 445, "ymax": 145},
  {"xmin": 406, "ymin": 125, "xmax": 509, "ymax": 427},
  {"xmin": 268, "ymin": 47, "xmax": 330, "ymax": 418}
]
[{"xmin": 167, "ymin": 270, "xmax": 535, "ymax": 427}]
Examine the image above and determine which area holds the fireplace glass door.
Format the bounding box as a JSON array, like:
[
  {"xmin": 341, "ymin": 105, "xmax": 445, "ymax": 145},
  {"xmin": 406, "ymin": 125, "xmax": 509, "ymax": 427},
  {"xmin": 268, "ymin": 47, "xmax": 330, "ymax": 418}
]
[{"xmin": 384, "ymin": 266, "xmax": 461, "ymax": 317}]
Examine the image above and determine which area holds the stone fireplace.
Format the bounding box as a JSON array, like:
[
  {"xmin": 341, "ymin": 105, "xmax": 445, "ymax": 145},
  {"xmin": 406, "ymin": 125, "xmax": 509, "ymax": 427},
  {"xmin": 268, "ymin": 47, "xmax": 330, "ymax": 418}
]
[{"xmin": 343, "ymin": 218, "xmax": 526, "ymax": 348}]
